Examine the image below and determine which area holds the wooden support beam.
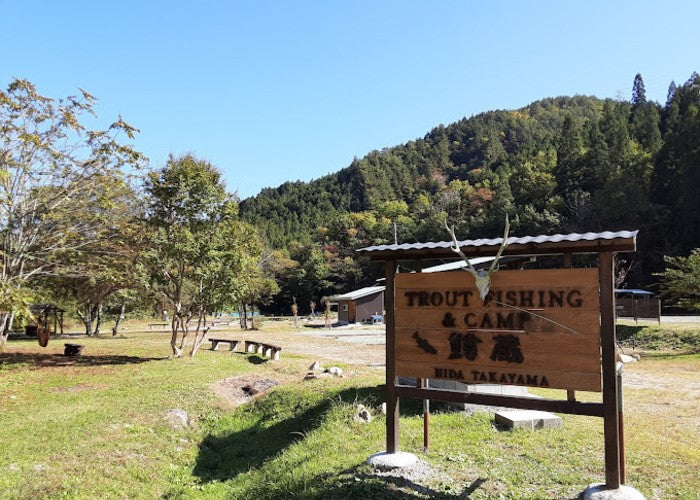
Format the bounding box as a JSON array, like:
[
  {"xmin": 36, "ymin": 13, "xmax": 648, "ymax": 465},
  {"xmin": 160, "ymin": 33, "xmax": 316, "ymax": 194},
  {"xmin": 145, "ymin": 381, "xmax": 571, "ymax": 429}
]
[
  {"xmin": 600, "ymin": 252, "xmax": 621, "ymax": 489},
  {"xmin": 562, "ymin": 253, "xmax": 576, "ymax": 402},
  {"xmin": 395, "ymin": 385, "xmax": 603, "ymax": 416}
]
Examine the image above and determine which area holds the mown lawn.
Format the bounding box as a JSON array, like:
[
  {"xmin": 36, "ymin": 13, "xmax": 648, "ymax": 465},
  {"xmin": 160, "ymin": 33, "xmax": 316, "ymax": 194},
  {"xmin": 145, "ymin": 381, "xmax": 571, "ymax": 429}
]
[{"xmin": 0, "ymin": 324, "xmax": 698, "ymax": 499}]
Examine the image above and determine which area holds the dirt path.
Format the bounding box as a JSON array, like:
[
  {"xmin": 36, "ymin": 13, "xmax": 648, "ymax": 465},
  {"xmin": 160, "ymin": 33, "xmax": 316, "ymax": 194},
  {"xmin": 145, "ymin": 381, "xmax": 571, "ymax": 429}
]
[{"xmin": 214, "ymin": 324, "xmax": 386, "ymax": 367}]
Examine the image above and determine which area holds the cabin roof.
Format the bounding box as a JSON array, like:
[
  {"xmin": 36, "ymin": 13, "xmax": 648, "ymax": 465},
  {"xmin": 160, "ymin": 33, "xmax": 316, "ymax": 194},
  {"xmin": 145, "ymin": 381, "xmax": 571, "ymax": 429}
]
[
  {"xmin": 330, "ymin": 285, "xmax": 386, "ymax": 301},
  {"xmin": 357, "ymin": 230, "xmax": 638, "ymax": 260},
  {"xmin": 614, "ymin": 288, "xmax": 654, "ymax": 296}
]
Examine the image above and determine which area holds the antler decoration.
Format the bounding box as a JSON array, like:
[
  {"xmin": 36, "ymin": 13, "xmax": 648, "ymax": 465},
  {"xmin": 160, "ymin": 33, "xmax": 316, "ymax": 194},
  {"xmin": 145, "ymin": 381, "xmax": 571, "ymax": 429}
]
[{"xmin": 445, "ymin": 215, "xmax": 510, "ymax": 302}]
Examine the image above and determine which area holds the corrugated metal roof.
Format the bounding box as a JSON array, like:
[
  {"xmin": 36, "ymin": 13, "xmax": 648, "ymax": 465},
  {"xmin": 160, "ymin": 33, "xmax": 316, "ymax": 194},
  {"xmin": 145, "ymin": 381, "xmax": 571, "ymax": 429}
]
[
  {"xmin": 357, "ymin": 230, "xmax": 639, "ymax": 253},
  {"xmin": 615, "ymin": 288, "xmax": 654, "ymax": 295},
  {"xmin": 330, "ymin": 285, "xmax": 386, "ymax": 301},
  {"xmin": 421, "ymin": 256, "xmax": 494, "ymax": 273}
]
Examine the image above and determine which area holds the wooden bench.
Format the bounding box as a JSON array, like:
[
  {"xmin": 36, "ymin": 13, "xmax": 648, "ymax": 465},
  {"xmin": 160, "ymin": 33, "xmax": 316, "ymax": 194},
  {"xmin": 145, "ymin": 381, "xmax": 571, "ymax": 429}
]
[
  {"xmin": 209, "ymin": 338, "xmax": 240, "ymax": 351},
  {"xmin": 148, "ymin": 323, "xmax": 168, "ymax": 330},
  {"xmin": 244, "ymin": 340, "xmax": 282, "ymax": 360}
]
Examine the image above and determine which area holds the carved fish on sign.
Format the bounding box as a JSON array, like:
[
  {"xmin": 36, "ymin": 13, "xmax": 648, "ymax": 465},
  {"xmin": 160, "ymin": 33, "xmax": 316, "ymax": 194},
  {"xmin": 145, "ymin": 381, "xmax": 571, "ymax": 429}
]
[{"xmin": 412, "ymin": 331, "xmax": 438, "ymax": 354}]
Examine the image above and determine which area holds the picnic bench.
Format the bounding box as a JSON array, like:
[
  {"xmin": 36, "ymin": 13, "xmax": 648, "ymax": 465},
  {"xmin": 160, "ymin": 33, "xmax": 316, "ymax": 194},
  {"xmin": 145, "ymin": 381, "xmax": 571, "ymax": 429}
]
[
  {"xmin": 244, "ymin": 340, "xmax": 282, "ymax": 360},
  {"xmin": 148, "ymin": 323, "xmax": 168, "ymax": 330},
  {"xmin": 209, "ymin": 338, "xmax": 240, "ymax": 351}
]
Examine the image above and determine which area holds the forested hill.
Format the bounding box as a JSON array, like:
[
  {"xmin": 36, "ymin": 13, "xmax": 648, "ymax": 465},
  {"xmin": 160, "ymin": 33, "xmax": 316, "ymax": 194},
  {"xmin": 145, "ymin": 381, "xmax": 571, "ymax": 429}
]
[{"xmin": 240, "ymin": 73, "xmax": 699, "ymax": 306}]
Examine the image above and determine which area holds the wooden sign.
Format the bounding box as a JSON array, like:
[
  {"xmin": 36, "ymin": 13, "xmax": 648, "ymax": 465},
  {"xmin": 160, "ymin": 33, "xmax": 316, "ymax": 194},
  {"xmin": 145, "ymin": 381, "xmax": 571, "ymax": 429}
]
[{"xmin": 395, "ymin": 268, "xmax": 601, "ymax": 391}]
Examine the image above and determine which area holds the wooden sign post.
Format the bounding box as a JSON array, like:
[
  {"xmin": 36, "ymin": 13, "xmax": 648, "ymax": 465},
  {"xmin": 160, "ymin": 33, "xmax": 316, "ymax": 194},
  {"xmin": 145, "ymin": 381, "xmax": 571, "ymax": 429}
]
[{"xmin": 360, "ymin": 230, "xmax": 638, "ymax": 492}]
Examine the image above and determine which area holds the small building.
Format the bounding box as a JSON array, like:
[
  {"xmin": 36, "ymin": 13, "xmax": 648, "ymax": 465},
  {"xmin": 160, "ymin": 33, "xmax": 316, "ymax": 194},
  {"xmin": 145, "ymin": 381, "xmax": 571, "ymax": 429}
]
[
  {"xmin": 26, "ymin": 304, "xmax": 65, "ymax": 336},
  {"xmin": 331, "ymin": 286, "xmax": 385, "ymax": 325},
  {"xmin": 615, "ymin": 289, "xmax": 661, "ymax": 324}
]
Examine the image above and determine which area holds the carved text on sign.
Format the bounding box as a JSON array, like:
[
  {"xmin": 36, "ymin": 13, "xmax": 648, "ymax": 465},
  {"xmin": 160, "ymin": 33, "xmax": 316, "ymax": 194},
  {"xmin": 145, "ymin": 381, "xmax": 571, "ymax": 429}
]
[
  {"xmin": 433, "ymin": 367, "xmax": 550, "ymax": 387},
  {"xmin": 394, "ymin": 269, "xmax": 602, "ymax": 391},
  {"xmin": 403, "ymin": 289, "xmax": 584, "ymax": 308}
]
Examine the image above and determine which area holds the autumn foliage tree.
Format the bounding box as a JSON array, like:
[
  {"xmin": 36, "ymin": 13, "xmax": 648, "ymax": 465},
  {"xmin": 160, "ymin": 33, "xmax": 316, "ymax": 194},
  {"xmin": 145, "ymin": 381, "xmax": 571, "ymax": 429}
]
[
  {"xmin": 145, "ymin": 154, "xmax": 263, "ymax": 357},
  {"xmin": 0, "ymin": 78, "xmax": 144, "ymax": 346}
]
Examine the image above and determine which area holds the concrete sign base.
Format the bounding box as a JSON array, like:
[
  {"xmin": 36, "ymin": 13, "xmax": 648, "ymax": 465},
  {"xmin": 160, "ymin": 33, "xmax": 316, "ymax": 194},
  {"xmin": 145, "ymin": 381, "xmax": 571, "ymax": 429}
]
[
  {"xmin": 582, "ymin": 483, "xmax": 645, "ymax": 500},
  {"xmin": 367, "ymin": 451, "xmax": 418, "ymax": 470}
]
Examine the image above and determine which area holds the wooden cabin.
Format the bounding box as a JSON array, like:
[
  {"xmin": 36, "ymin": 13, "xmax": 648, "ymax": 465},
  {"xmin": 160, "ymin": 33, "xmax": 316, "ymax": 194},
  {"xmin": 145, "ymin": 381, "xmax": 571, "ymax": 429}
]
[
  {"xmin": 615, "ymin": 289, "xmax": 661, "ymax": 324},
  {"xmin": 331, "ymin": 286, "xmax": 385, "ymax": 325}
]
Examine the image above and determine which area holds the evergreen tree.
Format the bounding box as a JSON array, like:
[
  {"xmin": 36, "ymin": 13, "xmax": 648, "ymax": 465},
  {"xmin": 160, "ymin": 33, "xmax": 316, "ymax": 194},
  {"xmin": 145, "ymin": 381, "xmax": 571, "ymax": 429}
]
[
  {"xmin": 631, "ymin": 103, "xmax": 663, "ymax": 152},
  {"xmin": 581, "ymin": 120, "xmax": 611, "ymax": 192},
  {"xmin": 651, "ymin": 74, "xmax": 700, "ymax": 255},
  {"xmin": 555, "ymin": 115, "xmax": 583, "ymax": 201},
  {"xmin": 631, "ymin": 73, "xmax": 646, "ymax": 108},
  {"xmin": 600, "ymin": 100, "xmax": 631, "ymax": 168},
  {"xmin": 666, "ymin": 80, "xmax": 677, "ymax": 107}
]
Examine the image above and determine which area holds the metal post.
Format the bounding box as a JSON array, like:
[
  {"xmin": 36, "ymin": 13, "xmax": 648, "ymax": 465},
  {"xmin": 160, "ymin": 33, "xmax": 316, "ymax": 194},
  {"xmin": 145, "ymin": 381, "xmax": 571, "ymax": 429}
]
[
  {"xmin": 385, "ymin": 259, "xmax": 399, "ymax": 453},
  {"xmin": 600, "ymin": 252, "xmax": 621, "ymax": 489}
]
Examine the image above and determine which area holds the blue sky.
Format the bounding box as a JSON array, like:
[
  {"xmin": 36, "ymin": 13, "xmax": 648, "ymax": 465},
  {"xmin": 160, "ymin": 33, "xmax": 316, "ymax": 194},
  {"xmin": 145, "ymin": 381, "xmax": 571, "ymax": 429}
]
[{"xmin": 2, "ymin": 1, "xmax": 698, "ymax": 198}]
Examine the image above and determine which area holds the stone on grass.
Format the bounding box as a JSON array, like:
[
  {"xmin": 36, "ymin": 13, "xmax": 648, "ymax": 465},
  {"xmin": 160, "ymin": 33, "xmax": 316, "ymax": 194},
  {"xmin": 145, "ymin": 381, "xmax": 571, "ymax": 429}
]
[
  {"xmin": 354, "ymin": 405, "xmax": 373, "ymax": 423},
  {"xmin": 367, "ymin": 451, "xmax": 418, "ymax": 470},
  {"xmin": 308, "ymin": 361, "xmax": 322, "ymax": 371},
  {"xmin": 326, "ymin": 366, "xmax": 343, "ymax": 377},
  {"xmin": 582, "ymin": 483, "xmax": 645, "ymax": 500},
  {"xmin": 241, "ymin": 378, "xmax": 278, "ymax": 396},
  {"xmin": 494, "ymin": 410, "xmax": 562, "ymax": 430},
  {"xmin": 619, "ymin": 354, "xmax": 638, "ymax": 364},
  {"xmin": 380, "ymin": 402, "xmax": 387, "ymax": 414},
  {"xmin": 165, "ymin": 408, "xmax": 189, "ymax": 429},
  {"xmin": 303, "ymin": 371, "xmax": 317, "ymax": 381}
]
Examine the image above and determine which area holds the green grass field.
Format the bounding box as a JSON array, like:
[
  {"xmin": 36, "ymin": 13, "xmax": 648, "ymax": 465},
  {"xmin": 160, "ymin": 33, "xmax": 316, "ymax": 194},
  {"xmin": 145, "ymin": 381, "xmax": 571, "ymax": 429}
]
[{"xmin": 0, "ymin": 322, "xmax": 698, "ymax": 499}]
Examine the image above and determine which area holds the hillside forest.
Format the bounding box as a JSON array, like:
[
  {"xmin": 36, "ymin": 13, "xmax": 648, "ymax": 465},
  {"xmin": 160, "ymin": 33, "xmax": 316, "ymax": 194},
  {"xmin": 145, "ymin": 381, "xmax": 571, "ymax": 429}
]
[
  {"xmin": 240, "ymin": 73, "xmax": 700, "ymax": 312},
  {"xmin": 1, "ymin": 73, "xmax": 698, "ymax": 344}
]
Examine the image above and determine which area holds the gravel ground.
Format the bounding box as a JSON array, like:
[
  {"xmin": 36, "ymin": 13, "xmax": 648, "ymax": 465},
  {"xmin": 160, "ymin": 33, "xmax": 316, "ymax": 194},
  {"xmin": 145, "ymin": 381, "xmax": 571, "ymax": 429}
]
[
  {"xmin": 219, "ymin": 323, "xmax": 387, "ymax": 366},
  {"xmin": 619, "ymin": 315, "xmax": 700, "ymax": 324},
  {"xmin": 213, "ymin": 315, "xmax": 698, "ymax": 367}
]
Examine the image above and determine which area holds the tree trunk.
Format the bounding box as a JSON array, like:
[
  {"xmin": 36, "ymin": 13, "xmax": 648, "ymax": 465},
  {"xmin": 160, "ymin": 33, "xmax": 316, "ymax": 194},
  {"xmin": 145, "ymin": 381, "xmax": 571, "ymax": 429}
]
[
  {"xmin": 79, "ymin": 302, "xmax": 94, "ymax": 336},
  {"xmin": 178, "ymin": 311, "xmax": 194, "ymax": 353},
  {"xmin": 189, "ymin": 309, "xmax": 209, "ymax": 357},
  {"xmin": 112, "ymin": 301, "xmax": 126, "ymax": 336},
  {"xmin": 0, "ymin": 313, "xmax": 10, "ymax": 349},
  {"xmin": 250, "ymin": 305, "xmax": 257, "ymax": 330},
  {"xmin": 8, "ymin": 312, "xmax": 15, "ymax": 332},
  {"xmin": 242, "ymin": 304, "xmax": 249, "ymax": 330},
  {"xmin": 170, "ymin": 303, "xmax": 183, "ymax": 357},
  {"xmin": 238, "ymin": 303, "xmax": 245, "ymax": 329},
  {"xmin": 93, "ymin": 302, "xmax": 103, "ymax": 336}
]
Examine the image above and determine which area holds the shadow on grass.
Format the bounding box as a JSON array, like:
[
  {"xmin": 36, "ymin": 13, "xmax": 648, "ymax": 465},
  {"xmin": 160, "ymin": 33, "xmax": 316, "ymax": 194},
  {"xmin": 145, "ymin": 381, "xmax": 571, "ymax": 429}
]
[
  {"xmin": 292, "ymin": 467, "xmax": 488, "ymax": 499},
  {"xmin": 246, "ymin": 355, "xmax": 268, "ymax": 365},
  {"xmin": 303, "ymin": 323, "xmax": 340, "ymax": 329},
  {"xmin": 616, "ymin": 324, "xmax": 644, "ymax": 341},
  {"xmin": 193, "ymin": 384, "xmax": 431, "ymax": 486},
  {"xmin": 0, "ymin": 352, "xmax": 167, "ymax": 368}
]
